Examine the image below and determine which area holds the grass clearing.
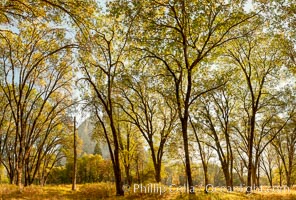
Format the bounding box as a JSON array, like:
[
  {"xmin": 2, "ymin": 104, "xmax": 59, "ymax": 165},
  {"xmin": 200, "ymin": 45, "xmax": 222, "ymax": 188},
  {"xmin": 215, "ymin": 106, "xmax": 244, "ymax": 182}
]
[{"xmin": 1, "ymin": 184, "xmax": 296, "ymax": 199}]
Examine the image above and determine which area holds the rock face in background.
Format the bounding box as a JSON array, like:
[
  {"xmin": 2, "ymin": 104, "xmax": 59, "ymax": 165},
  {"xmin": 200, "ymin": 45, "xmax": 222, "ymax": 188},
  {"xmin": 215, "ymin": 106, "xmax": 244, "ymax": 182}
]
[
  {"xmin": 77, "ymin": 118, "xmax": 110, "ymax": 159},
  {"xmin": 77, "ymin": 119, "xmax": 95, "ymax": 154}
]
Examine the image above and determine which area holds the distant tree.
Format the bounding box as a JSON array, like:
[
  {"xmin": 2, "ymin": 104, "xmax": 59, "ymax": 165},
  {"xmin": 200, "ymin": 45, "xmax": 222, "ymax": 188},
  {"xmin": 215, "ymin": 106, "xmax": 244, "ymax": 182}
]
[
  {"xmin": 260, "ymin": 145, "xmax": 276, "ymax": 187},
  {"xmin": 93, "ymin": 143, "xmax": 102, "ymax": 156}
]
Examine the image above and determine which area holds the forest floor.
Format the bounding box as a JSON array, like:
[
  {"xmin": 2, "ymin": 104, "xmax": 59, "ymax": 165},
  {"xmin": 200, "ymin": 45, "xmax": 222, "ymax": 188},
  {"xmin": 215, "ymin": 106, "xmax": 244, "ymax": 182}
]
[{"xmin": 1, "ymin": 183, "xmax": 296, "ymax": 200}]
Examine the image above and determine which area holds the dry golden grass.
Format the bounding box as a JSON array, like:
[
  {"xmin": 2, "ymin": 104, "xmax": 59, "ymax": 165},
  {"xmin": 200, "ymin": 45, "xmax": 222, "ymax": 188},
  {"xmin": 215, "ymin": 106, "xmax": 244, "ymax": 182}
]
[{"xmin": 1, "ymin": 183, "xmax": 296, "ymax": 200}]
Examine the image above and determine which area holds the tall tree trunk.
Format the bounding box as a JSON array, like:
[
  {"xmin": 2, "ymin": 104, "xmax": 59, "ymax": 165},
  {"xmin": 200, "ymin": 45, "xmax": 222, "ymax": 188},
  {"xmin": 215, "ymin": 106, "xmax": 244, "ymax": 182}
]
[
  {"xmin": 16, "ymin": 165, "xmax": 23, "ymax": 187},
  {"xmin": 286, "ymin": 170, "xmax": 291, "ymax": 187},
  {"xmin": 230, "ymin": 157, "xmax": 234, "ymax": 190},
  {"xmin": 113, "ymin": 151, "xmax": 123, "ymax": 196},
  {"xmin": 222, "ymin": 165, "xmax": 232, "ymax": 190},
  {"xmin": 247, "ymin": 114, "xmax": 256, "ymax": 192},
  {"xmin": 191, "ymin": 117, "xmax": 208, "ymax": 193},
  {"xmin": 124, "ymin": 164, "xmax": 131, "ymax": 185},
  {"xmin": 110, "ymin": 120, "xmax": 124, "ymax": 196},
  {"xmin": 72, "ymin": 117, "xmax": 77, "ymax": 191},
  {"xmin": 8, "ymin": 169, "xmax": 15, "ymax": 184},
  {"xmin": 269, "ymin": 167, "xmax": 273, "ymax": 187},
  {"xmin": 251, "ymin": 163, "xmax": 256, "ymax": 188},
  {"xmin": 256, "ymin": 161, "xmax": 260, "ymax": 187},
  {"xmin": 97, "ymin": 113, "xmax": 124, "ymax": 195},
  {"xmin": 150, "ymin": 144, "xmax": 162, "ymax": 183},
  {"xmin": 286, "ymin": 149, "xmax": 294, "ymax": 187},
  {"xmin": 279, "ymin": 168, "xmax": 283, "ymax": 186},
  {"xmin": 181, "ymin": 118, "xmax": 194, "ymax": 194},
  {"xmin": 136, "ymin": 157, "xmax": 140, "ymax": 183},
  {"xmin": 154, "ymin": 163, "xmax": 161, "ymax": 183},
  {"xmin": 203, "ymin": 164, "xmax": 209, "ymax": 193}
]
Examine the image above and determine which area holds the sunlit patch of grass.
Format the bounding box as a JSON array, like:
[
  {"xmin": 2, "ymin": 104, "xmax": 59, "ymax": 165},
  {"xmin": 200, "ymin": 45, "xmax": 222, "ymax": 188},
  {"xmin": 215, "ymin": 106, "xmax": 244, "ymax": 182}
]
[
  {"xmin": 78, "ymin": 182, "xmax": 115, "ymax": 199},
  {"xmin": 251, "ymin": 191, "xmax": 296, "ymax": 200},
  {"xmin": 123, "ymin": 191, "xmax": 173, "ymax": 200},
  {"xmin": 0, "ymin": 184, "xmax": 23, "ymax": 199},
  {"xmin": 0, "ymin": 184, "xmax": 74, "ymax": 200},
  {"xmin": 173, "ymin": 190, "xmax": 296, "ymax": 200}
]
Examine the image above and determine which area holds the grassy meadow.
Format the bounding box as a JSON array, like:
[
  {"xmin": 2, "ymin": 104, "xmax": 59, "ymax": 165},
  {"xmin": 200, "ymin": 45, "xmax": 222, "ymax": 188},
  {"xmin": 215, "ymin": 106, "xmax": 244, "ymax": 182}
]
[{"xmin": 1, "ymin": 183, "xmax": 296, "ymax": 200}]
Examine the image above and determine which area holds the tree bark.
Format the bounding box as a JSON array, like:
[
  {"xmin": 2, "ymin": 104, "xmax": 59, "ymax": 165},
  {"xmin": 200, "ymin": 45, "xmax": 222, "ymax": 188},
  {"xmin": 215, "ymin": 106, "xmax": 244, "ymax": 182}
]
[
  {"xmin": 16, "ymin": 165, "xmax": 23, "ymax": 187},
  {"xmin": 154, "ymin": 163, "xmax": 161, "ymax": 183},
  {"xmin": 110, "ymin": 118, "xmax": 124, "ymax": 196},
  {"xmin": 246, "ymin": 113, "xmax": 256, "ymax": 192},
  {"xmin": 203, "ymin": 164, "xmax": 209, "ymax": 192},
  {"xmin": 72, "ymin": 117, "xmax": 77, "ymax": 191}
]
